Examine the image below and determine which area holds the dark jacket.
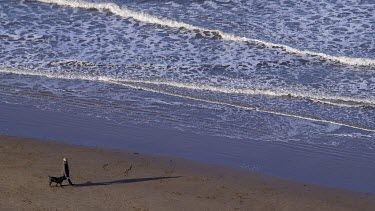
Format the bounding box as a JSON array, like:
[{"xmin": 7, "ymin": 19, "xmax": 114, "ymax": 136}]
[{"xmin": 62, "ymin": 162, "xmax": 70, "ymax": 177}]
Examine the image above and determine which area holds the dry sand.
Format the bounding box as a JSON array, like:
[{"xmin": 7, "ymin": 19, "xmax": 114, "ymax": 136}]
[{"xmin": 0, "ymin": 136, "xmax": 374, "ymax": 210}]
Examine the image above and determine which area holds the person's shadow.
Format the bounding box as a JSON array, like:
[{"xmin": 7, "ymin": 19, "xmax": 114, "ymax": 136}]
[{"xmin": 74, "ymin": 176, "xmax": 182, "ymax": 187}]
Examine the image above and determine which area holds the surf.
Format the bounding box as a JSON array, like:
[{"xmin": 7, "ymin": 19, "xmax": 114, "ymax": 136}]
[
  {"xmin": 33, "ymin": 59, "xmax": 375, "ymax": 107},
  {"xmin": 1, "ymin": 67, "xmax": 374, "ymax": 133},
  {"xmin": 35, "ymin": 0, "xmax": 375, "ymax": 67}
]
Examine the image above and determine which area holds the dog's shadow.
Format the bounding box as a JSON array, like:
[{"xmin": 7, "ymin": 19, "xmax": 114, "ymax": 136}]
[{"xmin": 73, "ymin": 176, "xmax": 181, "ymax": 187}]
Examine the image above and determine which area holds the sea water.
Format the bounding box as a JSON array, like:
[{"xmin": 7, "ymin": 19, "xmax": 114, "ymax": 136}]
[{"xmin": 0, "ymin": 0, "xmax": 374, "ymax": 191}]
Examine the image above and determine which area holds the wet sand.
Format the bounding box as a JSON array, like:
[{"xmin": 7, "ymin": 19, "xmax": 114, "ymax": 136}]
[
  {"xmin": 0, "ymin": 136, "xmax": 374, "ymax": 210},
  {"xmin": 2, "ymin": 102, "xmax": 375, "ymax": 193}
]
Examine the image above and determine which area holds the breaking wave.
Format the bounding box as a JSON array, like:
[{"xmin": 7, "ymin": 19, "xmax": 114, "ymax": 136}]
[{"xmin": 36, "ymin": 0, "xmax": 375, "ymax": 67}]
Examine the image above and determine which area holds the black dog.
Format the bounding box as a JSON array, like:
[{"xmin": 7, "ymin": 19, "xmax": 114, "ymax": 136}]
[{"xmin": 49, "ymin": 176, "xmax": 67, "ymax": 187}]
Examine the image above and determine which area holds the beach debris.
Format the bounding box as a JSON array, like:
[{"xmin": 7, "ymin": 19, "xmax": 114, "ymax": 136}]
[
  {"xmin": 102, "ymin": 164, "xmax": 109, "ymax": 170},
  {"xmin": 124, "ymin": 165, "xmax": 133, "ymax": 177}
]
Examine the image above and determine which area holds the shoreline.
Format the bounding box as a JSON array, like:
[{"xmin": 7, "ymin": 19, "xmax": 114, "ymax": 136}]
[
  {"xmin": 0, "ymin": 135, "xmax": 374, "ymax": 210},
  {"xmin": 1, "ymin": 101, "xmax": 375, "ymax": 193}
]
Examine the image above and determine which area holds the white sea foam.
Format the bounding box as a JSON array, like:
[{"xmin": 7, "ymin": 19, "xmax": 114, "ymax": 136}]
[
  {"xmin": 115, "ymin": 79, "xmax": 375, "ymax": 106},
  {"xmin": 5, "ymin": 58, "xmax": 375, "ymax": 107},
  {"xmin": 1, "ymin": 67, "xmax": 374, "ymax": 133},
  {"xmin": 35, "ymin": 0, "xmax": 375, "ymax": 67}
]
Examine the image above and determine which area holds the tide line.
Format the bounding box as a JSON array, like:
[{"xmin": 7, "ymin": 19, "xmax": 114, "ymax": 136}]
[
  {"xmin": 113, "ymin": 80, "xmax": 375, "ymax": 133},
  {"xmin": 1, "ymin": 67, "xmax": 374, "ymax": 133}
]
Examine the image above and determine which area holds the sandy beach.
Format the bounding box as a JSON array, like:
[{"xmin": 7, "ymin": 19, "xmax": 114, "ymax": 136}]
[{"xmin": 0, "ymin": 136, "xmax": 374, "ymax": 210}]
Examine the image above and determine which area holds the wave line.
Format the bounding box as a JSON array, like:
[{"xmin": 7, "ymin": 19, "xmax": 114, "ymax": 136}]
[
  {"xmin": 44, "ymin": 59, "xmax": 375, "ymax": 106},
  {"xmin": 1, "ymin": 67, "xmax": 374, "ymax": 133},
  {"xmin": 35, "ymin": 0, "xmax": 375, "ymax": 67}
]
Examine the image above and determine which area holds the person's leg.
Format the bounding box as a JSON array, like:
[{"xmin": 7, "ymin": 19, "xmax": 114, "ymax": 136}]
[{"xmin": 67, "ymin": 177, "xmax": 74, "ymax": 185}]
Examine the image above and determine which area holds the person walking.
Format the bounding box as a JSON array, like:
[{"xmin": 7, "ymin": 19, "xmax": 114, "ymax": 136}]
[{"xmin": 62, "ymin": 157, "xmax": 74, "ymax": 186}]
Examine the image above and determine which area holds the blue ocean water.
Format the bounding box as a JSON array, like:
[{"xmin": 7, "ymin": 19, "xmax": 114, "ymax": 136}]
[{"xmin": 0, "ymin": 0, "xmax": 375, "ymax": 190}]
